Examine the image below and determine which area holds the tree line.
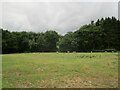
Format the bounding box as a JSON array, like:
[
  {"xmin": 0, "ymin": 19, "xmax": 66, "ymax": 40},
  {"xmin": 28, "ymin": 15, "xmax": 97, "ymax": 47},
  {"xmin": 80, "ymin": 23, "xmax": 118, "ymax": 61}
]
[{"xmin": 1, "ymin": 16, "xmax": 120, "ymax": 54}]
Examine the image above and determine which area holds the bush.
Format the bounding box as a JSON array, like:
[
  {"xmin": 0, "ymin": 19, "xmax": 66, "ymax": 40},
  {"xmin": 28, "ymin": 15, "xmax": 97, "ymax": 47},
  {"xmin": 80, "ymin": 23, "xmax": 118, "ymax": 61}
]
[
  {"xmin": 92, "ymin": 49, "xmax": 117, "ymax": 52},
  {"xmin": 104, "ymin": 49, "xmax": 117, "ymax": 52}
]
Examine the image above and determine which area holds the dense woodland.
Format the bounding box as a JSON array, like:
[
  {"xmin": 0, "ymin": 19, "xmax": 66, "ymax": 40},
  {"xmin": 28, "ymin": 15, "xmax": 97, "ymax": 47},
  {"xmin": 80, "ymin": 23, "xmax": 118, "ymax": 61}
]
[{"xmin": 1, "ymin": 17, "xmax": 120, "ymax": 54}]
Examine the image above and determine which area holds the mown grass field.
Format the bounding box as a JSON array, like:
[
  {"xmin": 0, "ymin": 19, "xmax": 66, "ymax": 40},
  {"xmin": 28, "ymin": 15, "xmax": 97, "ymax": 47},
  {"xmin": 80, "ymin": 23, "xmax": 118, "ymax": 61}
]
[{"xmin": 2, "ymin": 52, "xmax": 118, "ymax": 88}]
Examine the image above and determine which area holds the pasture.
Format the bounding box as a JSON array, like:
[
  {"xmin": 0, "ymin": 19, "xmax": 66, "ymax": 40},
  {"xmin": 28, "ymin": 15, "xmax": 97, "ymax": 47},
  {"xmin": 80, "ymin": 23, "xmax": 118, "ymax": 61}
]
[{"xmin": 2, "ymin": 52, "xmax": 118, "ymax": 88}]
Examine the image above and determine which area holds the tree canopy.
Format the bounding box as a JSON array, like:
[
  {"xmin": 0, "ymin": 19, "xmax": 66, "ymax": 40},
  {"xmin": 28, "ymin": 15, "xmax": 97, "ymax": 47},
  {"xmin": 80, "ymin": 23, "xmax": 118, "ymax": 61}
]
[{"xmin": 1, "ymin": 16, "xmax": 120, "ymax": 53}]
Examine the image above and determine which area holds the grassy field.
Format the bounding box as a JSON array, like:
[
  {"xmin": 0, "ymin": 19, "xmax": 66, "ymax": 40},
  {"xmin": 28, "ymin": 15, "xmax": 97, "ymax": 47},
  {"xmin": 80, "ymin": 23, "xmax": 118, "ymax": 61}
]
[{"xmin": 2, "ymin": 52, "xmax": 118, "ymax": 88}]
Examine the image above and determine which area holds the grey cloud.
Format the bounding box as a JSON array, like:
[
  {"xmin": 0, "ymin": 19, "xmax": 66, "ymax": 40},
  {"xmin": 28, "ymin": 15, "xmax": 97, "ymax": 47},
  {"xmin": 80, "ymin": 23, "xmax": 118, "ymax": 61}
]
[{"xmin": 2, "ymin": 2, "xmax": 118, "ymax": 34}]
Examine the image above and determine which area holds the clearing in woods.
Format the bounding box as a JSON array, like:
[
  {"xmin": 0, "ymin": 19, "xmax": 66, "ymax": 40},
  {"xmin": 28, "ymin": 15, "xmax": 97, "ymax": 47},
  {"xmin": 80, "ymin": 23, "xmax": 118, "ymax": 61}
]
[{"xmin": 2, "ymin": 52, "xmax": 118, "ymax": 88}]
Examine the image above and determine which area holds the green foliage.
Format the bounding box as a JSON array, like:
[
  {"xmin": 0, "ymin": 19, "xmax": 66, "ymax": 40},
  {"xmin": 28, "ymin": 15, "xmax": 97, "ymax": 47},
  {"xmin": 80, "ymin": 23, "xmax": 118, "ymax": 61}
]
[
  {"xmin": 44, "ymin": 31, "xmax": 59, "ymax": 52},
  {"xmin": 59, "ymin": 16, "xmax": 120, "ymax": 52},
  {"xmin": 2, "ymin": 16, "xmax": 120, "ymax": 53},
  {"xmin": 2, "ymin": 30, "xmax": 59, "ymax": 53},
  {"xmin": 58, "ymin": 32, "xmax": 78, "ymax": 52}
]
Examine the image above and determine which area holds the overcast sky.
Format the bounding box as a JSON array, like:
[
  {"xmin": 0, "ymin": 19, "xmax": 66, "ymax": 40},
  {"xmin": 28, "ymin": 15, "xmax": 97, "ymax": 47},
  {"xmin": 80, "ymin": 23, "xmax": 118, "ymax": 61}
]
[{"xmin": 2, "ymin": 2, "xmax": 118, "ymax": 34}]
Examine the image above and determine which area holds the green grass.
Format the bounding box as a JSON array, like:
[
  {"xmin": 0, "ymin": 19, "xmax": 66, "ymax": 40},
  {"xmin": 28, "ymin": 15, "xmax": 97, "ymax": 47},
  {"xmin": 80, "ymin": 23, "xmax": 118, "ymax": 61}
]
[{"xmin": 2, "ymin": 52, "xmax": 118, "ymax": 88}]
